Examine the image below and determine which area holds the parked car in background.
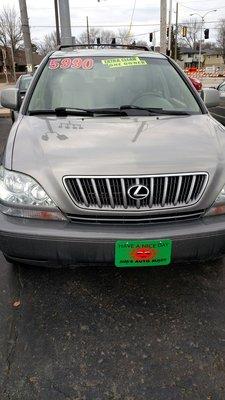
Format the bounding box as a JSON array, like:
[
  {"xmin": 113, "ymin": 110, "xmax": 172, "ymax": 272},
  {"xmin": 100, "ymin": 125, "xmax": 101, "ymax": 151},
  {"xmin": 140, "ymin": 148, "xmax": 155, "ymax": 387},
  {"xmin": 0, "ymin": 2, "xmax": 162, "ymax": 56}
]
[
  {"xmin": 11, "ymin": 74, "xmax": 33, "ymax": 122},
  {"xmin": 217, "ymin": 81, "xmax": 225, "ymax": 99},
  {"xmin": 189, "ymin": 76, "xmax": 202, "ymax": 92}
]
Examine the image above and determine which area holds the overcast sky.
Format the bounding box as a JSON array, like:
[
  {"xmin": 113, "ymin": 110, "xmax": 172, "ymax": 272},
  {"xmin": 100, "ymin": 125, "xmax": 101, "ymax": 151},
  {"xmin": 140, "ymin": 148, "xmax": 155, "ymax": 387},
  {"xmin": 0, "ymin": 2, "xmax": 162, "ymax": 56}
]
[{"xmin": 1, "ymin": 0, "xmax": 225, "ymax": 44}]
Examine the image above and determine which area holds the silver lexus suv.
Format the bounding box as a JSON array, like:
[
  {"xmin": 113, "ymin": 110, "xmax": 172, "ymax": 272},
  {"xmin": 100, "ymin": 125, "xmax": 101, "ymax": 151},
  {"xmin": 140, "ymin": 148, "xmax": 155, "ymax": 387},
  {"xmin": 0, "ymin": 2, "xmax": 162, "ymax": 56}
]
[{"xmin": 0, "ymin": 45, "xmax": 224, "ymax": 268}]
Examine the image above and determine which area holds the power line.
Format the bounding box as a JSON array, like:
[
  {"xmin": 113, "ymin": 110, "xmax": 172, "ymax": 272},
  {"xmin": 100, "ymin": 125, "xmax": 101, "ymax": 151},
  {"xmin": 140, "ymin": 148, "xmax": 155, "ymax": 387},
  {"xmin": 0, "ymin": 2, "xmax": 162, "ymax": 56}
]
[
  {"xmin": 179, "ymin": 3, "xmax": 225, "ymax": 12},
  {"xmin": 30, "ymin": 23, "xmax": 162, "ymax": 28},
  {"xmin": 29, "ymin": 20, "xmax": 221, "ymax": 28},
  {"xmin": 128, "ymin": 0, "xmax": 137, "ymax": 34}
]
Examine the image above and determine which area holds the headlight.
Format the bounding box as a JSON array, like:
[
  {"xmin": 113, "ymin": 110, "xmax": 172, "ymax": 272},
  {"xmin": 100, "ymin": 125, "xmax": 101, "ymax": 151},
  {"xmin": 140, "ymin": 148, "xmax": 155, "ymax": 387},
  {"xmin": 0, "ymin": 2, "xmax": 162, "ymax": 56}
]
[
  {"xmin": 0, "ymin": 166, "xmax": 66, "ymax": 220},
  {"xmin": 205, "ymin": 185, "xmax": 225, "ymax": 217}
]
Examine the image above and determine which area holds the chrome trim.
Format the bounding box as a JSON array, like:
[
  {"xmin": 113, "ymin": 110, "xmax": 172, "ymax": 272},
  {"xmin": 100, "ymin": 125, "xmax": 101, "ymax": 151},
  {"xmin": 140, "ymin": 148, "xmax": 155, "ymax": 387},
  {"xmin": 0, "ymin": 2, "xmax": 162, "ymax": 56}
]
[
  {"xmin": 67, "ymin": 210, "xmax": 205, "ymax": 224},
  {"xmin": 63, "ymin": 172, "xmax": 209, "ymax": 212},
  {"xmin": 76, "ymin": 178, "xmax": 89, "ymax": 207},
  {"xmin": 91, "ymin": 178, "xmax": 102, "ymax": 208},
  {"xmin": 121, "ymin": 178, "xmax": 128, "ymax": 209},
  {"xmin": 135, "ymin": 177, "xmax": 141, "ymax": 210},
  {"xmin": 106, "ymin": 178, "xmax": 115, "ymax": 209},
  {"xmin": 186, "ymin": 175, "xmax": 196, "ymax": 204},
  {"xmin": 174, "ymin": 176, "xmax": 182, "ymax": 206},
  {"xmin": 161, "ymin": 176, "xmax": 168, "ymax": 207},
  {"xmin": 149, "ymin": 177, "xmax": 154, "ymax": 208}
]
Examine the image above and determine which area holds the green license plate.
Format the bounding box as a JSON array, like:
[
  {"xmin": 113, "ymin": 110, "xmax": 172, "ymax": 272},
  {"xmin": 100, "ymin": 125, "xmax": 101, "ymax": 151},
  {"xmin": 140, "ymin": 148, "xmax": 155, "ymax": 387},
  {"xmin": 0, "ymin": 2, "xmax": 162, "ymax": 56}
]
[{"xmin": 115, "ymin": 239, "xmax": 172, "ymax": 268}]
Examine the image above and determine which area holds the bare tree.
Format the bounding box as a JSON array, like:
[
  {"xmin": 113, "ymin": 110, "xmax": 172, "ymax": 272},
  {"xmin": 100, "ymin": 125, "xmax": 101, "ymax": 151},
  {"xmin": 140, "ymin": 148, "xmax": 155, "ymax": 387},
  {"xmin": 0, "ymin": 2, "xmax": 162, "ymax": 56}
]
[
  {"xmin": 0, "ymin": 6, "xmax": 22, "ymax": 52},
  {"xmin": 0, "ymin": 6, "xmax": 22, "ymax": 80},
  {"xmin": 217, "ymin": 19, "xmax": 225, "ymax": 63},
  {"xmin": 79, "ymin": 28, "xmax": 100, "ymax": 44},
  {"xmin": 100, "ymin": 29, "xmax": 116, "ymax": 43},
  {"xmin": 117, "ymin": 29, "xmax": 133, "ymax": 45},
  {"xmin": 135, "ymin": 39, "xmax": 148, "ymax": 48},
  {"xmin": 36, "ymin": 31, "xmax": 58, "ymax": 55},
  {"xmin": 78, "ymin": 28, "xmax": 115, "ymax": 45},
  {"xmin": 201, "ymin": 41, "xmax": 217, "ymax": 50},
  {"xmin": 178, "ymin": 19, "xmax": 201, "ymax": 49}
]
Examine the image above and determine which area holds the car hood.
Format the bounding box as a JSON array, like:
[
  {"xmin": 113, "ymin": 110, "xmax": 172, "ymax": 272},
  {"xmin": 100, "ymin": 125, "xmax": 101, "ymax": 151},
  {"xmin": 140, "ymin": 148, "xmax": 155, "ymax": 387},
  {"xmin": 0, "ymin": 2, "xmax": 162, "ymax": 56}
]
[{"xmin": 10, "ymin": 114, "xmax": 225, "ymax": 212}]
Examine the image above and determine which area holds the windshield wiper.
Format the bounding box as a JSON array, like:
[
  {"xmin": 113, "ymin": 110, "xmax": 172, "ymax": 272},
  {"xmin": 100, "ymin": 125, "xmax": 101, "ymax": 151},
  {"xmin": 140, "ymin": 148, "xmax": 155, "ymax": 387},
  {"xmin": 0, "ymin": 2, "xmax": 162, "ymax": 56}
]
[
  {"xmin": 29, "ymin": 109, "xmax": 58, "ymax": 116},
  {"xmin": 29, "ymin": 107, "xmax": 128, "ymax": 117},
  {"xmin": 29, "ymin": 108, "xmax": 94, "ymax": 117},
  {"xmin": 28, "ymin": 106, "xmax": 190, "ymax": 117},
  {"xmin": 119, "ymin": 105, "xmax": 190, "ymax": 115}
]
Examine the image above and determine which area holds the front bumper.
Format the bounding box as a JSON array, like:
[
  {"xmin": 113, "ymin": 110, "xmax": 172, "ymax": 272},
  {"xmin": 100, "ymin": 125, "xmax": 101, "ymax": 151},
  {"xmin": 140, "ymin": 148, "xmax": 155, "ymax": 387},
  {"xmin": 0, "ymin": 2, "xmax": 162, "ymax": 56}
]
[{"xmin": 1, "ymin": 212, "xmax": 225, "ymax": 267}]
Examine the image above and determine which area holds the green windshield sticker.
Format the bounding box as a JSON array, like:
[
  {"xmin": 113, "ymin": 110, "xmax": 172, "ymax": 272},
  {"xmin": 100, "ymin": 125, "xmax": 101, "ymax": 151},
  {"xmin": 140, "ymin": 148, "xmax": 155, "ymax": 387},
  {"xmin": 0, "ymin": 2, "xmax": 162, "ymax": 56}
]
[
  {"xmin": 102, "ymin": 57, "xmax": 147, "ymax": 68},
  {"xmin": 115, "ymin": 239, "xmax": 172, "ymax": 268}
]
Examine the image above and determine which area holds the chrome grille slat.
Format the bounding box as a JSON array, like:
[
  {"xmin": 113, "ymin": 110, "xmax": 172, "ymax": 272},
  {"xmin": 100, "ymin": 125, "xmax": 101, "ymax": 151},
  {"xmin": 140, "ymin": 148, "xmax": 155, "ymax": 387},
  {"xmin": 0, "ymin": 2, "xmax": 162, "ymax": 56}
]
[
  {"xmin": 149, "ymin": 177, "xmax": 154, "ymax": 208},
  {"xmin": 121, "ymin": 178, "xmax": 128, "ymax": 209},
  {"xmin": 84, "ymin": 179, "xmax": 95, "ymax": 205},
  {"xmin": 161, "ymin": 176, "xmax": 168, "ymax": 207},
  {"xmin": 91, "ymin": 178, "xmax": 102, "ymax": 208},
  {"xmin": 174, "ymin": 176, "xmax": 183, "ymax": 206},
  {"xmin": 76, "ymin": 178, "xmax": 89, "ymax": 207},
  {"xmin": 135, "ymin": 178, "xmax": 141, "ymax": 210},
  {"xmin": 186, "ymin": 175, "xmax": 196, "ymax": 204},
  {"xmin": 106, "ymin": 178, "xmax": 115, "ymax": 209},
  {"xmin": 64, "ymin": 173, "xmax": 208, "ymax": 211}
]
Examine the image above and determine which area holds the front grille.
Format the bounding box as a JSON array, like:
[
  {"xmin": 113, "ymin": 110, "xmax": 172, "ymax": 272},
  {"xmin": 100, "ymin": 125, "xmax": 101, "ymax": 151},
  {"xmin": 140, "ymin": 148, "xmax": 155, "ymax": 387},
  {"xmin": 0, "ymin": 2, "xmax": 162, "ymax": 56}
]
[
  {"xmin": 67, "ymin": 210, "xmax": 205, "ymax": 225},
  {"xmin": 64, "ymin": 173, "xmax": 208, "ymax": 211}
]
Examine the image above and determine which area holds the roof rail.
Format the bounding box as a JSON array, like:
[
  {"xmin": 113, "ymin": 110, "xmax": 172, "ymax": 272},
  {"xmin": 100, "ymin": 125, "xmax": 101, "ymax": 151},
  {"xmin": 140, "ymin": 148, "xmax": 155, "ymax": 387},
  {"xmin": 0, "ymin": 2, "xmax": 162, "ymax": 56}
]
[{"xmin": 57, "ymin": 43, "xmax": 150, "ymax": 52}]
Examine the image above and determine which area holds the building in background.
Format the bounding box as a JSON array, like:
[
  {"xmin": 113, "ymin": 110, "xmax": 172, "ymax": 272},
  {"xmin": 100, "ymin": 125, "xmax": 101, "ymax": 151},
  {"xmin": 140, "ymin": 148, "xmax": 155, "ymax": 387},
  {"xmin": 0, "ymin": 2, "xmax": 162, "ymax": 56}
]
[
  {"xmin": 204, "ymin": 49, "xmax": 224, "ymax": 70},
  {"xmin": 178, "ymin": 47, "xmax": 225, "ymax": 73}
]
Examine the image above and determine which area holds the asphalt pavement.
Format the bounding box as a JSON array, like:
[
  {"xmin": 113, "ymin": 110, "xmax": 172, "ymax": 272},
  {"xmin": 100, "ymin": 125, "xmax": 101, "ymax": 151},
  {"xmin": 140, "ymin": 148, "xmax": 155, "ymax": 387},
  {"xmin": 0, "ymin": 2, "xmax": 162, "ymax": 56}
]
[{"xmin": 1, "ymin": 116, "xmax": 225, "ymax": 399}]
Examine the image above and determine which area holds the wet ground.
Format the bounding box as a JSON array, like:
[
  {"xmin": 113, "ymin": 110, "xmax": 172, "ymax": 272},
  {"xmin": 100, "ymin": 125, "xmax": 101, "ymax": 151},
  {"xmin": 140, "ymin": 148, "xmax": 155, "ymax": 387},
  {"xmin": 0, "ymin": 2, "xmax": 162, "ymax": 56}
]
[{"xmin": 1, "ymin": 117, "xmax": 225, "ymax": 399}]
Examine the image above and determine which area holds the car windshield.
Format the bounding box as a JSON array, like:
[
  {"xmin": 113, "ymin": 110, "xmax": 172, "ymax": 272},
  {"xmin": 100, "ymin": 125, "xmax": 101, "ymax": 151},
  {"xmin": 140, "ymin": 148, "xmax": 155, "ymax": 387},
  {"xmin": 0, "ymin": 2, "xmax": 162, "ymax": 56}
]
[{"xmin": 28, "ymin": 55, "xmax": 201, "ymax": 114}]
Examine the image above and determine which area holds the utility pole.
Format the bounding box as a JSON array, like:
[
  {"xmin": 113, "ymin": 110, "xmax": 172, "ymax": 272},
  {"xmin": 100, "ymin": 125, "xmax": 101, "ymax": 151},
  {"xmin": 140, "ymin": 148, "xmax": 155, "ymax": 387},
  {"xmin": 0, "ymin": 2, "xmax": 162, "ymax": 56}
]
[
  {"xmin": 153, "ymin": 31, "xmax": 156, "ymax": 51},
  {"xmin": 18, "ymin": 0, "xmax": 34, "ymax": 73},
  {"xmin": 58, "ymin": 0, "xmax": 73, "ymax": 45},
  {"xmin": 10, "ymin": 46, "xmax": 16, "ymax": 82},
  {"xmin": 160, "ymin": 0, "xmax": 167, "ymax": 53},
  {"xmin": 168, "ymin": 0, "xmax": 173, "ymax": 56},
  {"xmin": 190, "ymin": 9, "xmax": 217, "ymax": 69},
  {"xmin": 174, "ymin": 2, "xmax": 178, "ymax": 61},
  {"xmin": 86, "ymin": 16, "xmax": 90, "ymax": 46},
  {"xmin": 199, "ymin": 19, "xmax": 203, "ymax": 69},
  {"xmin": 54, "ymin": 0, "xmax": 61, "ymax": 46}
]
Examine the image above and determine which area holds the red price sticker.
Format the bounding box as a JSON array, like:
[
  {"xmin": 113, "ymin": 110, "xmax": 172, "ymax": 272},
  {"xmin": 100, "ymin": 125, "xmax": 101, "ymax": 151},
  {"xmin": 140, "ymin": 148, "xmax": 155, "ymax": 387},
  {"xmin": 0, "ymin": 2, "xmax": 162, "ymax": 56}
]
[
  {"xmin": 49, "ymin": 59, "xmax": 60, "ymax": 70},
  {"xmin": 49, "ymin": 58, "xmax": 94, "ymax": 70},
  {"xmin": 82, "ymin": 58, "xmax": 94, "ymax": 70},
  {"xmin": 60, "ymin": 57, "xmax": 72, "ymax": 69}
]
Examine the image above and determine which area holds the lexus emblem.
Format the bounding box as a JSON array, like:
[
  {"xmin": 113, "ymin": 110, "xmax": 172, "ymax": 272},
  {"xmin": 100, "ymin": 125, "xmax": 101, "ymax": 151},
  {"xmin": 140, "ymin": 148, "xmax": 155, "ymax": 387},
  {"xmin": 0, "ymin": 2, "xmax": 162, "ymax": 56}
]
[{"xmin": 128, "ymin": 184, "xmax": 149, "ymax": 200}]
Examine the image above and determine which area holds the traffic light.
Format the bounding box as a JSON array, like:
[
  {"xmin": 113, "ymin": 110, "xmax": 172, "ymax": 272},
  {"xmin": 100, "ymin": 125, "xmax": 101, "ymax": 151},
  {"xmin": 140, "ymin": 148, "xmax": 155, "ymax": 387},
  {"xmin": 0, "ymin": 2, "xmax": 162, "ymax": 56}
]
[
  {"xmin": 204, "ymin": 29, "xmax": 209, "ymax": 39},
  {"xmin": 181, "ymin": 26, "xmax": 188, "ymax": 37},
  {"xmin": 111, "ymin": 38, "xmax": 116, "ymax": 46},
  {"xmin": 149, "ymin": 32, "xmax": 153, "ymax": 42},
  {"xmin": 97, "ymin": 37, "xmax": 101, "ymax": 45},
  {"xmin": 167, "ymin": 27, "xmax": 169, "ymax": 37}
]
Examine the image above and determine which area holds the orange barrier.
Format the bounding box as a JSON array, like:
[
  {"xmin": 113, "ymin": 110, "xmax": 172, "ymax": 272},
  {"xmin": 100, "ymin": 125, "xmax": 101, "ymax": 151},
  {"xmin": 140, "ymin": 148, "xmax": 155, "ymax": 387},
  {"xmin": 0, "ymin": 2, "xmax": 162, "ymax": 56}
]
[
  {"xmin": 186, "ymin": 71, "xmax": 225, "ymax": 78},
  {"xmin": 185, "ymin": 67, "xmax": 225, "ymax": 78}
]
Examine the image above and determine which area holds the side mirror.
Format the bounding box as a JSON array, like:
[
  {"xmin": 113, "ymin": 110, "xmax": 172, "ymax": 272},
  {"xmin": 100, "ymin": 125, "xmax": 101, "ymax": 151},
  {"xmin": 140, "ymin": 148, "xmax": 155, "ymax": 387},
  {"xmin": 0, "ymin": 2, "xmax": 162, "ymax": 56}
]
[
  {"xmin": 0, "ymin": 88, "xmax": 20, "ymax": 110},
  {"xmin": 201, "ymin": 88, "xmax": 220, "ymax": 108}
]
